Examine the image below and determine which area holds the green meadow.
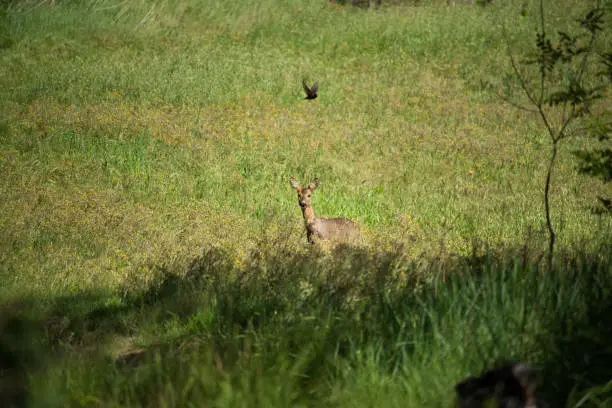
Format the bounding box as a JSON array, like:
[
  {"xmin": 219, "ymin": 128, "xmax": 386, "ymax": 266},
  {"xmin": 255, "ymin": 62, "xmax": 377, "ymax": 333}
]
[{"xmin": 0, "ymin": 0, "xmax": 611, "ymax": 406}]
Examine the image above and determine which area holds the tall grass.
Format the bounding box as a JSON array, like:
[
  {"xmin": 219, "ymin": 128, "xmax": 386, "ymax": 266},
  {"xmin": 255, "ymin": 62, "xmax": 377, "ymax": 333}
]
[{"xmin": 2, "ymin": 241, "xmax": 610, "ymax": 407}]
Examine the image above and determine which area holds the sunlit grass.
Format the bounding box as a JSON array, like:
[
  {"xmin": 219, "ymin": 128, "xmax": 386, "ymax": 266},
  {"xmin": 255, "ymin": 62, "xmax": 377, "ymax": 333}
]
[{"xmin": 1, "ymin": 0, "xmax": 610, "ymax": 297}]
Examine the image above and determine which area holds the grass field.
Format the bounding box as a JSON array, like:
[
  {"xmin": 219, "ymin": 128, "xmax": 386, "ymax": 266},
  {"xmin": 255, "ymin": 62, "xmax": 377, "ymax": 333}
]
[{"xmin": 0, "ymin": 0, "xmax": 611, "ymax": 406}]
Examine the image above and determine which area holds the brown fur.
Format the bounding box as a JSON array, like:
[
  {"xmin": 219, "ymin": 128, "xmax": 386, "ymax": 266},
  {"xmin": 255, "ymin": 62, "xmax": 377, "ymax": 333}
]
[{"xmin": 290, "ymin": 177, "xmax": 360, "ymax": 244}]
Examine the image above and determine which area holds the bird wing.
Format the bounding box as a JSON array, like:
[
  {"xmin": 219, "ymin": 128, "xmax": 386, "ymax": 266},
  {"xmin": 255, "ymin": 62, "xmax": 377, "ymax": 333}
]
[
  {"xmin": 302, "ymin": 80, "xmax": 311, "ymax": 96},
  {"xmin": 310, "ymin": 82, "xmax": 318, "ymax": 94}
]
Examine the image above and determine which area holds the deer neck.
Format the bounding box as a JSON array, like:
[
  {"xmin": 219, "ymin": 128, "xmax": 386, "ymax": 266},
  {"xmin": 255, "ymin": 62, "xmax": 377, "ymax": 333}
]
[{"xmin": 301, "ymin": 205, "xmax": 316, "ymax": 225}]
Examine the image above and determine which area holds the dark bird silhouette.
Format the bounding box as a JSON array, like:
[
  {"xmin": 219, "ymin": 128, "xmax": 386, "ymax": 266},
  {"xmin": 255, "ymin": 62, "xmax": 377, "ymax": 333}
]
[{"xmin": 302, "ymin": 80, "xmax": 318, "ymax": 100}]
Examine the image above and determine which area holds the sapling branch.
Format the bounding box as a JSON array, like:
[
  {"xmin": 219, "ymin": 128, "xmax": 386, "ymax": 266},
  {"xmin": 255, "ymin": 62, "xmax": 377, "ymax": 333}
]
[{"xmin": 501, "ymin": 0, "xmax": 607, "ymax": 271}]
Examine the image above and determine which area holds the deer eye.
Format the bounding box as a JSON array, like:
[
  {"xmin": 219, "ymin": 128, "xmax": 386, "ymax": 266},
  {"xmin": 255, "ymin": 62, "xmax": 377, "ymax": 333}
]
[{"xmin": 307, "ymin": 194, "xmax": 311, "ymax": 198}]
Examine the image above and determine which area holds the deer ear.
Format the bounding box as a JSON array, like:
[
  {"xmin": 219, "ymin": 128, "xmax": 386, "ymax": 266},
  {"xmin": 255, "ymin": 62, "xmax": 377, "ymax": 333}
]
[
  {"xmin": 289, "ymin": 177, "xmax": 300, "ymax": 190},
  {"xmin": 308, "ymin": 179, "xmax": 320, "ymax": 190}
]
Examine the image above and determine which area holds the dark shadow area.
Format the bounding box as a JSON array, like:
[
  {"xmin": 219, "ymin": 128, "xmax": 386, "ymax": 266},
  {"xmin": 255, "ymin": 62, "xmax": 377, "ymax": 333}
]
[
  {"xmin": 0, "ymin": 240, "xmax": 611, "ymax": 407},
  {"xmin": 536, "ymin": 250, "xmax": 612, "ymax": 406},
  {"xmin": 0, "ymin": 302, "xmax": 38, "ymax": 408},
  {"xmin": 455, "ymin": 361, "xmax": 547, "ymax": 408}
]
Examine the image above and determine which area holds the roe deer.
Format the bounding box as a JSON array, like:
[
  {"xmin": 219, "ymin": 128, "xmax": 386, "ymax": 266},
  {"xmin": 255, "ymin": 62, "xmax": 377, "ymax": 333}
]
[{"xmin": 290, "ymin": 177, "xmax": 359, "ymax": 244}]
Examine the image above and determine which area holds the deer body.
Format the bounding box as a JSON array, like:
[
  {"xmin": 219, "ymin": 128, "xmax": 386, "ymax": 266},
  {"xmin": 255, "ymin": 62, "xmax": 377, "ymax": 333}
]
[{"xmin": 290, "ymin": 178, "xmax": 359, "ymax": 244}]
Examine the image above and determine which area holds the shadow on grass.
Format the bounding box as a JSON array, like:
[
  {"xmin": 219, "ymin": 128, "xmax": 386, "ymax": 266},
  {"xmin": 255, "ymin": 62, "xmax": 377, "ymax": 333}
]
[
  {"xmin": 1, "ymin": 241, "xmax": 611, "ymax": 407},
  {"xmin": 535, "ymin": 251, "xmax": 612, "ymax": 406}
]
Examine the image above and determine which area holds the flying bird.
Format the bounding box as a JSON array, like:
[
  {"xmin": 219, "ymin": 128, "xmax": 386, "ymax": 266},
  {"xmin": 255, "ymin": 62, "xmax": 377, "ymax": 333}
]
[{"xmin": 302, "ymin": 80, "xmax": 318, "ymax": 100}]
